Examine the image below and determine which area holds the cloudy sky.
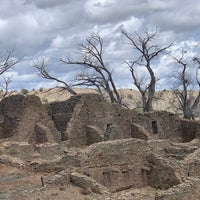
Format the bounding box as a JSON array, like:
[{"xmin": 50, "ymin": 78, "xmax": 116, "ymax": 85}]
[{"xmin": 0, "ymin": 0, "xmax": 200, "ymax": 91}]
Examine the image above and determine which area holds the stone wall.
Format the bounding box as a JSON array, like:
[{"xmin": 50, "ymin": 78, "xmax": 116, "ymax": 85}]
[
  {"xmin": 180, "ymin": 119, "xmax": 200, "ymax": 142},
  {"xmin": 66, "ymin": 94, "xmax": 143, "ymax": 146},
  {"xmin": 155, "ymin": 178, "xmax": 200, "ymax": 200},
  {"xmin": 45, "ymin": 95, "xmax": 81, "ymax": 140},
  {"xmin": 146, "ymin": 154, "xmax": 180, "ymax": 189},
  {"xmin": 0, "ymin": 94, "xmax": 60, "ymax": 144},
  {"xmin": 132, "ymin": 111, "xmax": 183, "ymax": 142},
  {"xmin": 78, "ymin": 139, "xmax": 151, "ymax": 192},
  {"xmin": 1, "ymin": 93, "xmax": 198, "ymax": 146},
  {"xmin": 44, "ymin": 93, "xmax": 200, "ymax": 146},
  {"xmin": 65, "ymin": 94, "xmax": 200, "ymax": 146}
]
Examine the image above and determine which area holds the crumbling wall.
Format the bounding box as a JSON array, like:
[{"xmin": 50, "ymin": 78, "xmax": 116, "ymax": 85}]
[
  {"xmin": 155, "ymin": 178, "xmax": 200, "ymax": 200},
  {"xmin": 0, "ymin": 94, "xmax": 60, "ymax": 144},
  {"xmin": 0, "ymin": 94, "xmax": 25, "ymax": 138},
  {"xmin": 181, "ymin": 119, "xmax": 200, "ymax": 142},
  {"xmin": 146, "ymin": 154, "xmax": 180, "ymax": 189},
  {"xmin": 78, "ymin": 139, "xmax": 151, "ymax": 192},
  {"xmin": 59, "ymin": 94, "xmax": 200, "ymax": 146},
  {"xmin": 183, "ymin": 148, "xmax": 200, "ymax": 177},
  {"xmin": 132, "ymin": 111, "xmax": 183, "ymax": 142},
  {"xmin": 66, "ymin": 94, "xmax": 145, "ymax": 147},
  {"xmin": 45, "ymin": 95, "xmax": 81, "ymax": 140},
  {"xmin": 2, "ymin": 93, "xmax": 196, "ymax": 147}
]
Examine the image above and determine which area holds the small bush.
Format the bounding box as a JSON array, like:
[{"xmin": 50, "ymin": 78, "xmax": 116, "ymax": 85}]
[
  {"xmin": 136, "ymin": 100, "xmax": 142, "ymax": 107},
  {"xmin": 39, "ymin": 87, "xmax": 43, "ymax": 92},
  {"xmin": 21, "ymin": 88, "xmax": 29, "ymax": 95},
  {"xmin": 42, "ymin": 97, "xmax": 48, "ymax": 103},
  {"xmin": 135, "ymin": 107, "xmax": 143, "ymax": 114},
  {"xmin": 127, "ymin": 94, "xmax": 133, "ymax": 100}
]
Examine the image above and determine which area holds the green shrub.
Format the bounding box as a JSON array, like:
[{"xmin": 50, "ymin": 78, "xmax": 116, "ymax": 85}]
[
  {"xmin": 21, "ymin": 88, "xmax": 29, "ymax": 95},
  {"xmin": 127, "ymin": 94, "xmax": 133, "ymax": 100},
  {"xmin": 42, "ymin": 97, "xmax": 48, "ymax": 103},
  {"xmin": 135, "ymin": 107, "xmax": 143, "ymax": 114}
]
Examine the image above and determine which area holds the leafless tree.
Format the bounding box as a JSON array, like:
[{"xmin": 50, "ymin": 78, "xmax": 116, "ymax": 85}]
[
  {"xmin": 0, "ymin": 76, "xmax": 12, "ymax": 99},
  {"xmin": 122, "ymin": 30, "xmax": 172, "ymax": 112},
  {"xmin": 34, "ymin": 59, "xmax": 77, "ymax": 95},
  {"xmin": 60, "ymin": 33, "xmax": 122, "ymax": 104},
  {"xmin": 171, "ymin": 51, "xmax": 200, "ymax": 119},
  {"xmin": 0, "ymin": 48, "xmax": 19, "ymax": 98},
  {"xmin": 74, "ymin": 71, "xmax": 104, "ymax": 97},
  {"xmin": 0, "ymin": 48, "xmax": 19, "ymax": 75}
]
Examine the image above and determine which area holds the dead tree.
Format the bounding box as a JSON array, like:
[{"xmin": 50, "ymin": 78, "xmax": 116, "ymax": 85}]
[
  {"xmin": 172, "ymin": 51, "xmax": 200, "ymax": 119},
  {"xmin": 73, "ymin": 71, "xmax": 104, "ymax": 98},
  {"xmin": 60, "ymin": 33, "xmax": 122, "ymax": 104},
  {"xmin": 0, "ymin": 48, "xmax": 19, "ymax": 75},
  {"xmin": 0, "ymin": 48, "xmax": 19, "ymax": 98},
  {"xmin": 122, "ymin": 30, "xmax": 172, "ymax": 112},
  {"xmin": 0, "ymin": 76, "xmax": 14, "ymax": 99},
  {"xmin": 34, "ymin": 59, "xmax": 77, "ymax": 95}
]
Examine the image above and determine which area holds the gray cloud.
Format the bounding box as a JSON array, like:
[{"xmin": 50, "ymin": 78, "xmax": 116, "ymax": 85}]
[
  {"xmin": 23, "ymin": 0, "xmax": 68, "ymax": 9},
  {"xmin": 0, "ymin": 0, "xmax": 199, "ymax": 91}
]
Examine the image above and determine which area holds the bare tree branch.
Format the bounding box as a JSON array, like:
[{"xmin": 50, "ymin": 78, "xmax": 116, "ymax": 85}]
[
  {"xmin": 0, "ymin": 47, "xmax": 19, "ymax": 99},
  {"xmin": 0, "ymin": 76, "xmax": 15, "ymax": 99},
  {"xmin": 122, "ymin": 30, "xmax": 172, "ymax": 112},
  {"xmin": 34, "ymin": 59, "xmax": 77, "ymax": 95},
  {"xmin": 0, "ymin": 48, "xmax": 19, "ymax": 75},
  {"xmin": 60, "ymin": 33, "xmax": 122, "ymax": 104},
  {"xmin": 171, "ymin": 53, "xmax": 200, "ymax": 119}
]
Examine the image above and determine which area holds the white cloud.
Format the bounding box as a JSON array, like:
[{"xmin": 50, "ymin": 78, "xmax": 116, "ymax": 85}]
[
  {"xmin": 51, "ymin": 35, "xmax": 65, "ymax": 48},
  {"xmin": 148, "ymin": 0, "xmax": 176, "ymax": 10},
  {"xmin": 0, "ymin": 0, "xmax": 198, "ymax": 90},
  {"xmin": 119, "ymin": 16, "xmax": 144, "ymax": 32},
  {"xmin": 0, "ymin": 18, "xmax": 7, "ymax": 29}
]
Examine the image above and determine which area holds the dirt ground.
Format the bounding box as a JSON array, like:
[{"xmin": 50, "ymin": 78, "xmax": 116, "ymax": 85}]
[{"xmin": 0, "ymin": 164, "xmax": 86, "ymax": 200}]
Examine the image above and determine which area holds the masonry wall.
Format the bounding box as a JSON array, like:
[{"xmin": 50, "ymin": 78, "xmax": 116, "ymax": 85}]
[
  {"xmin": 0, "ymin": 94, "xmax": 60, "ymax": 144},
  {"xmin": 5, "ymin": 93, "xmax": 196, "ymax": 147},
  {"xmin": 79, "ymin": 139, "xmax": 151, "ymax": 192},
  {"xmin": 49, "ymin": 93, "xmax": 200, "ymax": 146},
  {"xmin": 66, "ymin": 94, "xmax": 194, "ymax": 146},
  {"xmin": 155, "ymin": 178, "xmax": 200, "ymax": 200},
  {"xmin": 66, "ymin": 94, "xmax": 151, "ymax": 147},
  {"xmin": 45, "ymin": 95, "xmax": 81, "ymax": 140},
  {"xmin": 132, "ymin": 111, "xmax": 183, "ymax": 142},
  {"xmin": 180, "ymin": 119, "xmax": 200, "ymax": 142}
]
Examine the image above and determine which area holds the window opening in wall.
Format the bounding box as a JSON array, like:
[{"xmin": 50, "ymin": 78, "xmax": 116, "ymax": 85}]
[
  {"xmin": 103, "ymin": 172, "xmax": 111, "ymax": 186},
  {"xmin": 152, "ymin": 121, "xmax": 158, "ymax": 134},
  {"xmin": 61, "ymin": 131, "xmax": 68, "ymax": 141},
  {"xmin": 122, "ymin": 170, "xmax": 129, "ymax": 181}
]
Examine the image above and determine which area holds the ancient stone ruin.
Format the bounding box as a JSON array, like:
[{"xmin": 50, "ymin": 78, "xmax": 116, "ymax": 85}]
[
  {"xmin": 0, "ymin": 93, "xmax": 200, "ymax": 199},
  {"xmin": 0, "ymin": 94, "xmax": 60, "ymax": 143}
]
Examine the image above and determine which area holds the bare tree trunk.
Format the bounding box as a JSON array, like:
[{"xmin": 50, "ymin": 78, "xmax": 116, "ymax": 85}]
[
  {"xmin": 61, "ymin": 33, "xmax": 122, "ymax": 104},
  {"xmin": 122, "ymin": 30, "xmax": 172, "ymax": 112},
  {"xmin": 172, "ymin": 54, "xmax": 200, "ymax": 119},
  {"xmin": 34, "ymin": 59, "xmax": 77, "ymax": 95},
  {"xmin": 145, "ymin": 85, "xmax": 155, "ymax": 112}
]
